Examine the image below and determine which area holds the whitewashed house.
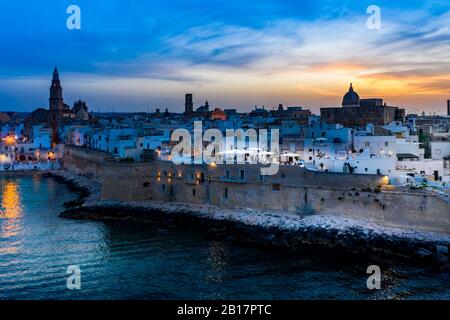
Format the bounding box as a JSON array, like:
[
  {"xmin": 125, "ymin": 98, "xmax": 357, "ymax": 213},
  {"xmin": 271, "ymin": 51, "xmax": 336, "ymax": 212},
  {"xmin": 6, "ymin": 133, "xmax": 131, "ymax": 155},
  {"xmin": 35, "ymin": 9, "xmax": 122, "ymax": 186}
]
[{"xmin": 314, "ymin": 150, "xmax": 395, "ymax": 175}]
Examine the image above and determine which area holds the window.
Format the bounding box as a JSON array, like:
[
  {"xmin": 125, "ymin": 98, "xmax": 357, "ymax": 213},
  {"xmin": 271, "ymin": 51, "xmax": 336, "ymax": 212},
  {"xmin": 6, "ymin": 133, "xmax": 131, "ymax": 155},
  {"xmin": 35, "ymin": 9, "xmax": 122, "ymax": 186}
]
[
  {"xmin": 384, "ymin": 142, "xmax": 389, "ymax": 146},
  {"xmin": 225, "ymin": 170, "xmax": 230, "ymax": 179},
  {"xmin": 143, "ymin": 182, "xmax": 150, "ymax": 188},
  {"xmin": 240, "ymin": 170, "xmax": 245, "ymax": 180},
  {"xmin": 281, "ymin": 173, "xmax": 285, "ymax": 179},
  {"xmin": 259, "ymin": 175, "xmax": 264, "ymax": 182},
  {"xmin": 224, "ymin": 188, "xmax": 228, "ymax": 199},
  {"xmin": 161, "ymin": 184, "xmax": 166, "ymax": 192},
  {"xmin": 192, "ymin": 189, "xmax": 196, "ymax": 196},
  {"xmin": 190, "ymin": 173, "xmax": 194, "ymax": 180},
  {"xmin": 365, "ymin": 142, "xmax": 370, "ymax": 147},
  {"xmin": 365, "ymin": 168, "xmax": 368, "ymax": 172},
  {"xmin": 272, "ymin": 184, "xmax": 281, "ymax": 191},
  {"xmin": 163, "ymin": 171, "xmax": 167, "ymax": 176}
]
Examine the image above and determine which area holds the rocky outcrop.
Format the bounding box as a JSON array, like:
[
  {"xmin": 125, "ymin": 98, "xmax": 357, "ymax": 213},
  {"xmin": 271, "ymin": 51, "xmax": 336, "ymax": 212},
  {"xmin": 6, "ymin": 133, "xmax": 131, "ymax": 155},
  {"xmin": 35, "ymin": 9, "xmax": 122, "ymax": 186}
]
[{"xmin": 60, "ymin": 202, "xmax": 450, "ymax": 269}]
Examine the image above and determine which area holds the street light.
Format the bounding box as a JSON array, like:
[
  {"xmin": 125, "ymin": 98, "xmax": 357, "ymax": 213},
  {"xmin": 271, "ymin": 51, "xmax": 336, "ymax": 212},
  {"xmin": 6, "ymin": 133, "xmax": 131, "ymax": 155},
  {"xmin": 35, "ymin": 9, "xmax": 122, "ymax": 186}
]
[{"xmin": 4, "ymin": 136, "xmax": 15, "ymax": 145}]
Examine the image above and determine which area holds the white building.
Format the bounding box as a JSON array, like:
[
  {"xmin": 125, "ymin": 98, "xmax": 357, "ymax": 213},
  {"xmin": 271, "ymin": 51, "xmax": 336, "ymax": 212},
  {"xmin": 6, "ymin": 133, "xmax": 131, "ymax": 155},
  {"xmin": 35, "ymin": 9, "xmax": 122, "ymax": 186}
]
[
  {"xmin": 354, "ymin": 133, "xmax": 423, "ymax": 161},
  {"xmin": 396, "ymin": 158, "xmax": 445, "ymax": 180},
  {"xmin": 430, "ymin": 141, "xmax": 450, "ymax": 160},
  {"xmin": 314, "ymin": 150, "xmax": 395, "ymax": 175},
  {"xmin": 354, "ymin": 135, "xmax": 396, "ymax": 157}
]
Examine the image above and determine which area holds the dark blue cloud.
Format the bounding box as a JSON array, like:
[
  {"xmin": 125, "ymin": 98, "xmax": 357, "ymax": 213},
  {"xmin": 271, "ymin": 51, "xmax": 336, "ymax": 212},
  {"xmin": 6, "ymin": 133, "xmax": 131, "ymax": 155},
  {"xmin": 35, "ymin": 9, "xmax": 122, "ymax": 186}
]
[
  {"xmin": 0, "ymin": 0, "xmax": 449, "ymax": 110},
  {"xmin": 0, "ymin": 0, "xmax": 380, "ymax": 75}
]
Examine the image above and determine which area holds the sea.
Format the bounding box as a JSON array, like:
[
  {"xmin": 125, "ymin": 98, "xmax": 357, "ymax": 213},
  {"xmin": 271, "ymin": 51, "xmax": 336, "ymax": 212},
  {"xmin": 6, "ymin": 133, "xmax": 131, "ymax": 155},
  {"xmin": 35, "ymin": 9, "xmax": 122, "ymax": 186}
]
[{"xmin": 0, "ymin": 174, "xmax": 449, "ymax": 300}]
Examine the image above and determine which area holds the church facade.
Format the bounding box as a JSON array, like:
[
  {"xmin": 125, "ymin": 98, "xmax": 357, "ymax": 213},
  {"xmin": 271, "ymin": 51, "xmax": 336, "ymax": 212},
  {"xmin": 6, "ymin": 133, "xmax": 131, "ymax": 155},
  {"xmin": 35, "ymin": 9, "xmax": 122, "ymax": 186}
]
[{"xmin": 25, "ymin": 67, "xmax": 93, "ymax": 145}]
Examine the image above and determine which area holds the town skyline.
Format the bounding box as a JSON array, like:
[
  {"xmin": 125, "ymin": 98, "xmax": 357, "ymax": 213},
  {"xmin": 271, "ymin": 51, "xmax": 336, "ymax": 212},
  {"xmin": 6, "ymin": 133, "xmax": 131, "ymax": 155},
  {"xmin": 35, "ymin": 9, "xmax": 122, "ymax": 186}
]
[
  {"xmin": 1, "ymin": 0, "xmax": 450, "ymax": 114},
  {"xmin": 0, "ymin": 69, "xmax": 448, "ymax": 116}
]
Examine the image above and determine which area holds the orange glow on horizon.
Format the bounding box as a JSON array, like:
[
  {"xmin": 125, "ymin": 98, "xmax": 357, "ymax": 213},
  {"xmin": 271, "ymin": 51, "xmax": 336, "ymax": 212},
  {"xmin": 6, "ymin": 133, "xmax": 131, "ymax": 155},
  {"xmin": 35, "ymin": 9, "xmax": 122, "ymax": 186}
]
[{"xmin": 308, "ymin": 62, "xmax": 367, "ymax": 74}]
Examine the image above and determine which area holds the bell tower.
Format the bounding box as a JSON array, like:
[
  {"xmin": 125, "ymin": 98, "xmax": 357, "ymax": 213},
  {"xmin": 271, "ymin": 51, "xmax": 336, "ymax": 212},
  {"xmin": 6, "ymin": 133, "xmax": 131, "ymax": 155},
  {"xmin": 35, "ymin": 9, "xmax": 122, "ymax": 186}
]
[{"xmin": 49, "ymin": 66, "xmax": 64, "ymax": 111}]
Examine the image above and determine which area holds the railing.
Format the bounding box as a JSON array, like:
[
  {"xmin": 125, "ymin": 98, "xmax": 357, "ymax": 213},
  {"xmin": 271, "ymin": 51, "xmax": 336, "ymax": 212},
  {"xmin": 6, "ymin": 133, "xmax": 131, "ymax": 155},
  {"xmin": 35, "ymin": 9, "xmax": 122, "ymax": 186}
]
[
  {"xmin": 0, "ymin": 160, "xmax": 61, "ymax": 171},
  {"xmin": 220, "ymin": 176, "xmax": 246, "ymax": 183}
]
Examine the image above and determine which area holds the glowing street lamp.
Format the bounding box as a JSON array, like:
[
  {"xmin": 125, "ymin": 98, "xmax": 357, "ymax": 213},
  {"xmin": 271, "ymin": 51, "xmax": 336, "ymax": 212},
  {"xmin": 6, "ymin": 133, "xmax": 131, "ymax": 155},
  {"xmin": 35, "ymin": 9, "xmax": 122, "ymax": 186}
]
[
  {"xmin": 4, "ymin": 136, "xmax": 15, "ymax": 145},
  {"xmin": 209, "ymin": 161, "xmax": 217, "ymax": 168}
]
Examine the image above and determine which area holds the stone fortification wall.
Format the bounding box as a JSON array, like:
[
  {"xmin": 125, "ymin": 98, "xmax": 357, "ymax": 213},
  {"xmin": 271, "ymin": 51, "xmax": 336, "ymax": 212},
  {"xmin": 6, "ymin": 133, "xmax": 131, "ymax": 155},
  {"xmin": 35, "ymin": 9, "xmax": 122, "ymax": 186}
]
[{"xmin": 62, "ymin": 146, "xmax": 450, "ymax": 234}]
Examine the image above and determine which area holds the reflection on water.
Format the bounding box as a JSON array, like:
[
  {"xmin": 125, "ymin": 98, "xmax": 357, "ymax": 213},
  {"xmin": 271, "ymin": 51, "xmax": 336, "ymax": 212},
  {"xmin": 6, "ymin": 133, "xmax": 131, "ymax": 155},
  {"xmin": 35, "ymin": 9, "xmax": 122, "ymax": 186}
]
[
  {"xmin": 0, "ymin": 174, "xmax": 449, "ymax": 300},
  {"xmin": 0, "ymin": 180, "xmax": 22, "ymax": 253}
]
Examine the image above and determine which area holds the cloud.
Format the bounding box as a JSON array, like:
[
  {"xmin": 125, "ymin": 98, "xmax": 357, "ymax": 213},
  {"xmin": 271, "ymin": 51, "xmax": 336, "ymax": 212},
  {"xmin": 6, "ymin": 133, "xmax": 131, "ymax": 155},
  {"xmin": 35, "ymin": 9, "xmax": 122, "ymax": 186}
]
[{"xmin": 1, "ymin": 1, "xmax": 450, "ymax": 113}]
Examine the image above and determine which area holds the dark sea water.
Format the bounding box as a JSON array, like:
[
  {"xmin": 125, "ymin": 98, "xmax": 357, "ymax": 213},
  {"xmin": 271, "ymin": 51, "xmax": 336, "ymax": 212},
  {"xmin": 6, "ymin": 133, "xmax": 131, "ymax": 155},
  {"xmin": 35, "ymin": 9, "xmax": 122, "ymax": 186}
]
[{"xmin": 0, "ymin": 174, "xmax": 449, "ymax": 300}]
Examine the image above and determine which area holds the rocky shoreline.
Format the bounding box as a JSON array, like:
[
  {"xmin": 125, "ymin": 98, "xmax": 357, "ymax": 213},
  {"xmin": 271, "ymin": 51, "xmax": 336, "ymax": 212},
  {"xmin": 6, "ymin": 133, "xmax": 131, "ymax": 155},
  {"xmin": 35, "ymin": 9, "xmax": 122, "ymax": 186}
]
[
  {"xmin": 46, "ymin": 170, "xmax": 101, "ymax": 206},
  {"xmin": 51, "ymin": 169, "xmax": 449, "ymax": 268}
]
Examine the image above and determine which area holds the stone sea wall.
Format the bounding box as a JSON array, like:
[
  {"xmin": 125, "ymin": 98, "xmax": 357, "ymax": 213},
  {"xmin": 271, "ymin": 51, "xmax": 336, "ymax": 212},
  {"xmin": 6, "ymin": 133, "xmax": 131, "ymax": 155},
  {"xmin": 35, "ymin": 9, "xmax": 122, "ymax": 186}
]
[
  {"xmin": 61, "ymin": 145, "xmax": 450, "ymax": 235},
  {"xmin": 61, "ymin": 145, "xmax": 110, "ymax": 181}
]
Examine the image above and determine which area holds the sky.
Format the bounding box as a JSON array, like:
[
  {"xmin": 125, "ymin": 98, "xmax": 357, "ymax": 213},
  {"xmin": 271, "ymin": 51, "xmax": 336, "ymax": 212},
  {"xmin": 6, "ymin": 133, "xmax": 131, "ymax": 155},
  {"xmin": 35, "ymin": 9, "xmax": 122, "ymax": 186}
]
[{"xmin": 0, "ymin": 0, "xmax": 450, "ymax": 114}]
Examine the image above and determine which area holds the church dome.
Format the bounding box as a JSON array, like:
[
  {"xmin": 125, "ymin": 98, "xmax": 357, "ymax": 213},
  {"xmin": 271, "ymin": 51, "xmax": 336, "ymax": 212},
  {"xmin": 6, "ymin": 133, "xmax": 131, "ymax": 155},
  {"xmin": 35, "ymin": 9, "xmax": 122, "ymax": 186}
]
[
  {"xmin": 75, "ymin": 109, "xmax": 89, "ymax": 121},
  {"xmin": 342, "ymin": 83, "xmax": 360, "ymax": 107}
]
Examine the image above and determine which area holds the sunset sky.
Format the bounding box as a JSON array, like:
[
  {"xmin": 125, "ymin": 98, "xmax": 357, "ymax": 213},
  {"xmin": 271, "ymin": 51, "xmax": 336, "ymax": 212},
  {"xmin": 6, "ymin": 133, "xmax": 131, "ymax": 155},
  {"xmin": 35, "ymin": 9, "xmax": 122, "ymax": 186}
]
[{"xmin": 0, "ymin": 0, "xmax": 450, "ymax": 114}]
